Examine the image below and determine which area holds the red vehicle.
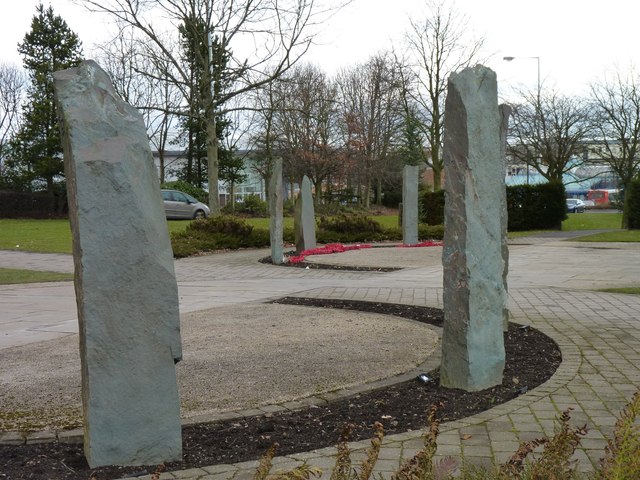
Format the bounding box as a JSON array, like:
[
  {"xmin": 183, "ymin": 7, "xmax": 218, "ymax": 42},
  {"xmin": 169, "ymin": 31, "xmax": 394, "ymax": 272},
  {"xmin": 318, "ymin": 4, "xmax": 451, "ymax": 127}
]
[{"xmin": 587, "ymin": 189, "xmax": 619, "ymax": 206}]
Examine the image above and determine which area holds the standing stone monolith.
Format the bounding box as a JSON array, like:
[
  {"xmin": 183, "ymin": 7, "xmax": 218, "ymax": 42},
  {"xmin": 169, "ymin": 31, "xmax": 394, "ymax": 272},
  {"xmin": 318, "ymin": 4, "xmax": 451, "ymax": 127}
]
[
  {"xmin": 294, "ymin": 175, "xmax": 316, "ymax": 253},
  {"xmin": 54, "ymin": 60, "xmax": 182, "ymax": 467},
  {"xmin": 269, "ymin": 158, "xmax": 284, "ymax": 264},
  {"xmin": 402, "ymin": 164, "xmax": 419, "ymax": 245},
  {"xmin": 499, "ymin": 104, "xmax": 512, "ymax": 331},
  {"xmin": 440, "ymin": 65, "xmax": 506, "ymax": 391}
]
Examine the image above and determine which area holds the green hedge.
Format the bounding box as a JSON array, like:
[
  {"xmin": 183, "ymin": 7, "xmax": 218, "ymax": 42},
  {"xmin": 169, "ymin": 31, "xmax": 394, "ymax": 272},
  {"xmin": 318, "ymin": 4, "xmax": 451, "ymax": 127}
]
[
  {"xmin": 627, "ymin": 179, "xmax": 640, "ymax": 230},
  {"xmin": 419, "ymin": 183, "xmax": 567, "ymax": 232},
  {"xmin": 507, "ymin": 182, "xmax": 566, "ymax": 231}
]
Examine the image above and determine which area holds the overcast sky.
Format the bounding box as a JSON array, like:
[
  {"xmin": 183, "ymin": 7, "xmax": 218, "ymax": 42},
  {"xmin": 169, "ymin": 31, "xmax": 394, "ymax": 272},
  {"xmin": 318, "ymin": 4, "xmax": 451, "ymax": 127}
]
[{"xmin": 1, "ymin": 0, "xmax": 638, "ymax": 100}]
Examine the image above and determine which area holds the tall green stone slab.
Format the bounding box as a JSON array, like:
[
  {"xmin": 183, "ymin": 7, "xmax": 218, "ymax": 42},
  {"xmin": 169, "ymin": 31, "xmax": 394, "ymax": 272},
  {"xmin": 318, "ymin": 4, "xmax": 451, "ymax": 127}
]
[
  {"xmin": 54, "ymin": 60, "xmax": 182, "ymax": 467},
  {"xmin": 499, "ymin": 104, "xmax": 512, "ymax": 331},
  {"xmin": 440, "ymin": 65, "xmax": 506, "ymax": 391},
  {"xmin": 269, "ymin": 158, "xmax": 284, "ymax": 264},
  {"xmin": 294, "ymin": 175, "xmax": 316, "ymax": 253},
  {"xmin": 402, "ymin": 165, "xmax": 419, "ymax": 245}
]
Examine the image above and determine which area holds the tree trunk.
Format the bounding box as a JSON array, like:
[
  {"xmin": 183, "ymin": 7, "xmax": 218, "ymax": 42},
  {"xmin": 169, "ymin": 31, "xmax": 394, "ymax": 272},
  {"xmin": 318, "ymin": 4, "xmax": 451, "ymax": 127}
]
[
  {"xmin": 622, "ymin": 181, "xmax": 632, "ymax": 229},
  {"xmin": 207, "ymin": 114, "xmax": 220, "ymax": 215},
  {"xmin": 314, "ymin": 177, "xmax": 323, "ymax": 206},
  {"xmin": 186, "ymin": 128, "xmax": 193, "ymax": 184},
  {"xmin": 364, "ymin": 182, "xmax": 370, "ymax": 208},
  {"xmin": 289, "ymin": 176, "xmax": 295, "ymax": 201},
  {"xmin": 230, "ymin": 180, "xmax": 235, "ymax": 211},
  {"xmin": 158, "ymin": 152, "xmax": 165, "ymax": 184},
  {"xmin": 431, "ymin": 145, "xmax": 442, "ymax": 191}
]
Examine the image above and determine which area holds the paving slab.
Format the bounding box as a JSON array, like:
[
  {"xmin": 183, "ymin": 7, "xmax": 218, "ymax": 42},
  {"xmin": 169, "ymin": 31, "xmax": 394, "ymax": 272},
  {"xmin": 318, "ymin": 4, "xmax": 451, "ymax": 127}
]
[{"xmin": 0, "ymin": 232, "xmax": 639, "ymax": 477}]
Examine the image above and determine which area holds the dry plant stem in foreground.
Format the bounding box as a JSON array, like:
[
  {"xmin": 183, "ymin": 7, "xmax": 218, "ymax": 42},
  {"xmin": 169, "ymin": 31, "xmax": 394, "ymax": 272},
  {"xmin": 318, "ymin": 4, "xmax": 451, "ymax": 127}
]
[
  {"xmin": 392, "ymin": 403, "xmax": 457, "ymax": 480},
  {"xmin": 254, "ymin": 442, "xmax": 321, "ymax": 480},
  {"xmin": 596, "ymin": 390, "xmax": 640, "ymax": 479},
  {"xmin": 273, "ymin": 389, "xmax": 640, "ymax": 480}
]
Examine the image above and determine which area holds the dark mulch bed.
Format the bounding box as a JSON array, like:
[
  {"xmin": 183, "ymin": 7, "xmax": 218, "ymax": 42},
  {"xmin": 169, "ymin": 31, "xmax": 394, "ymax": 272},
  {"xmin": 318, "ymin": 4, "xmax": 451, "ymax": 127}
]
[
  {"xmin": 259, "ymin": 253, "xmax": 402, "ymax": 272},
  {"xmin": 0, "ymin": 298, "xmax": 561, "ymax": 480}
]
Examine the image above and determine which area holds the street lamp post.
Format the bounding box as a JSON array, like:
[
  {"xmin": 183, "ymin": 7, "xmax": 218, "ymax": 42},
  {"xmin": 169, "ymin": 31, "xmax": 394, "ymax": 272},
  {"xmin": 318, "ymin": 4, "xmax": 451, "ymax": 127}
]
[{"xmin": 503, "ymin": 56, "xmax": 541, "ymax": 185}]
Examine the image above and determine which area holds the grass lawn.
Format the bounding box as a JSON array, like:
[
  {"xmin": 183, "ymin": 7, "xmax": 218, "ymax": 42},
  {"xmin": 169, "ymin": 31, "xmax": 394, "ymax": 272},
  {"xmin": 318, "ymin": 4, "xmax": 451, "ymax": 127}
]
[
  {"xmin": 563, "ymin": 212, "xmax": 622, "ymax": 230},
  {"xmin": 0, "ymin": 219, "xmax": 191, "ymax": 254},
  {"xmin": 0, "ymin": 267, "xmax": 73, "ymax": 284},
  {"xmin": 0, "ymin": 211, "xmax": 635, "ymax": 254},
  {"xmin": 574, "ymin": 230, "xmax": 640, "ymax": 242},
  {"xmin": 598, "ymin": 287, "xmax": 640, "ymax": 295},
  {"xmin": 0, "ymin": 219, "xmax": 73, "ymax": 253}
]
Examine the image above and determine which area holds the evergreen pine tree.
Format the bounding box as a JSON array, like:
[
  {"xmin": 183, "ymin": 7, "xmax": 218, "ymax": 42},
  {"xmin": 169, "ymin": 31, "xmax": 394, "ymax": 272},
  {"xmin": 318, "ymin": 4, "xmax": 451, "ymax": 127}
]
[
  {"xmin": 11, "ymin": 3, "xmax": 83, "ymax": 196},
  {"xmin": 173, "ymin": 15, "xmax": 242, "ymax": 191}
]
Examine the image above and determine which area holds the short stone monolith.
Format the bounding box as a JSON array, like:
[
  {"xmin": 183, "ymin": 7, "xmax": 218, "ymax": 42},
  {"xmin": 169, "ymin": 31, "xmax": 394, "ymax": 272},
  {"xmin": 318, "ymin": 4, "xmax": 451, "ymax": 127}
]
[
  {"xmin": 402, "ymin": 164, "xmax": 419, "ymax": 245},
  {"xmin": 295, "ymin": 175, "xmax": 316, "ymax": 253},
  {"xmin": 269, "ymin": 158, "xmax": 284, "ymax": 264},
  {"xmin": 440, "ymin": 65, "xmax": 507, "ymax": 391},
  {"xmin": 54, "ymin": 60, "xmax": 182, "ymax": 467}
]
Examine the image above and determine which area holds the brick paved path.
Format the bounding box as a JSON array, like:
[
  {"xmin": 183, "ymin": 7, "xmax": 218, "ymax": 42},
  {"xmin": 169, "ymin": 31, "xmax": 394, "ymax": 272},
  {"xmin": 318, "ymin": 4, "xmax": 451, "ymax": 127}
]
[{"xmin": 1, "ymin": 236, "xmax": 639, "ymax": 478}]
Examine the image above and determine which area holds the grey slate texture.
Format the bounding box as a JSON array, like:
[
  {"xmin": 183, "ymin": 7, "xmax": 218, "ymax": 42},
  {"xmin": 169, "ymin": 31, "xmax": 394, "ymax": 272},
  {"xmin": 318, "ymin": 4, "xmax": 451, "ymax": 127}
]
[
  {"xmin": 269, "ymin": 158, "xmax": 284, "ymax": 264},
  {"xmin": 402, "ymin": 165, "xmax": 419, "ymax": 245},
  {"xmin": 295, "ymin": 175, "xmax": 317, "ymax": 253},
  {"xmin": 440, "ymin": 65, "xmax": 507, "ymax": 391},
  {"xmin": 54, "ymin": 60, "xmax": 182, "ymax": 467},
  {"xmin": 499, "ymin": 104, "xmax": 512, "ymax": 331}
]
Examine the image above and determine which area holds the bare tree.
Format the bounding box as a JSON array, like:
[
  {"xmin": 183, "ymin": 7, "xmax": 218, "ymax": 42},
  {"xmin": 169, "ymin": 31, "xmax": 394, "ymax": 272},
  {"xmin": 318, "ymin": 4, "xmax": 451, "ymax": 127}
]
[
  {"xmin": 508, "ymin": 88, "xmax": 594, "ymax": 183},
  {"xmin": 272, "ymin": 63, "xmax": 340, "ymax": 205},
  {"xmin": 77, "ymin": 0, "xmax": 341, "ymax": 215},
  {"xmin": 0, "ymin": 63, "xmax": 26, "ymax": 182},
  {"xmin": 336, "ymin": 53, "xmax": 404, "ymax": 207},
  {"xmin": 248, "ymin": 83, "xmax": 280, "ymax": 199},
  {"xmin": 591, "ymin": 68, "xmax": 640, "ymax": 228},
  {"xmin": 400, "ymin": 0, "xmax": 485, "ymax": 191},
  {"xmin": 94, "ymin": 30, "xmax": 182, "ymax": 183}
]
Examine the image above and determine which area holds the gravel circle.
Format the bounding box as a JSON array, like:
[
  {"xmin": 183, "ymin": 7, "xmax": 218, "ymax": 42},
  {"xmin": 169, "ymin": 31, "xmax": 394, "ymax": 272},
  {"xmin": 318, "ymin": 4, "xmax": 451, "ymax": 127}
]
[{"xmin": 0, "ymin": 304, "xmax": 439, "ymax": 431}]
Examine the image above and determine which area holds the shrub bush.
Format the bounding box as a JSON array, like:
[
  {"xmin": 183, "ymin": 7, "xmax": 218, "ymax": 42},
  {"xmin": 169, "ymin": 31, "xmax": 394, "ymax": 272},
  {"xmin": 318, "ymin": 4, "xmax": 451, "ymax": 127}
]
[
  {"xmin": 171, "ymin": 213, "xmax": 443, "ymax": 257},
  {"xmin": 318, "ymin": 213, "xmax": 384, "ymax": 235},
  {"xmin": 186, "ymin": 215, "xmax": 253, "ymax": 237},
  {"xmin": 171, "ymin": 215, "xmax": 270, "ymax": 257},
  {"xmin": 222, "ymin": 195, "xmax": 268, "ymax": 217},
  {"xmin": 161, "ymin": 180, "xmax": 208, "ymax": 204},
  {"xmin": 316, "ymin": 214, "xmax": 387, "ymax": 243},
  {"xmin": 421, "ymin": 190, "xmax": 445, "ymax": 226}
]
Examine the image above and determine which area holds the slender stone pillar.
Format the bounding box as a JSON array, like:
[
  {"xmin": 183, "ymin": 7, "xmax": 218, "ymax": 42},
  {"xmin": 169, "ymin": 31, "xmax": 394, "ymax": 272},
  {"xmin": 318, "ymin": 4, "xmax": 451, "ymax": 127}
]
[
  {"xmin": 269, "ymin": 158, "xmax": 284, "ymax": 264},
  {"xmin": 402, "ymin": 165, "xmax": 419, "ymax": 245},
  {"xmin": 294, "ymin": 175, "xmax": 316, "ymax": 253},
  {"xmin": 440, "ymin": 65, "xmax": 506, "ymax": 391},
  {"xmin": 499, "ymin": 104, "xmax": 512, "ymax": 331},
  {"xmin": 54, "ymin": 60, "xmax": 182, "ymax": 467}
]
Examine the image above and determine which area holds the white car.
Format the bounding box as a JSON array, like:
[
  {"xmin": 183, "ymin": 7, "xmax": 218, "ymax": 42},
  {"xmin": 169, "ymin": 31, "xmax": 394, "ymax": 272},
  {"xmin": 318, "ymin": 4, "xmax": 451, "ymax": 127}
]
[{"xmin": 162, "ymin": 189, "xmax": 210, "ymax": 219}]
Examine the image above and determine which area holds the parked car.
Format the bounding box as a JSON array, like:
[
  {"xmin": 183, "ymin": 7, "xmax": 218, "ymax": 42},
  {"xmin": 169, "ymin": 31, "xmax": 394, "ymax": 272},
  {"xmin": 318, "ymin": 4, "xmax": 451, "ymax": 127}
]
[
  {"xmin": 161, "ymin": 189, "xmax": 210, "ymax": 219},
  {"xmin": 566, "ymin": 198, "xmax": 586, "ymax": 213}
]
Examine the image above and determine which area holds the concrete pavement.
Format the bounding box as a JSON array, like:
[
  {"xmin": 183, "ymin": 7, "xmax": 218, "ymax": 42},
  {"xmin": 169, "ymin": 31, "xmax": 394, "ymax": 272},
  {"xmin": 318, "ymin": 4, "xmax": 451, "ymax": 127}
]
[{"xmin": 1, "ymin": 234, "xmax": 639, "ymax": 478}]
